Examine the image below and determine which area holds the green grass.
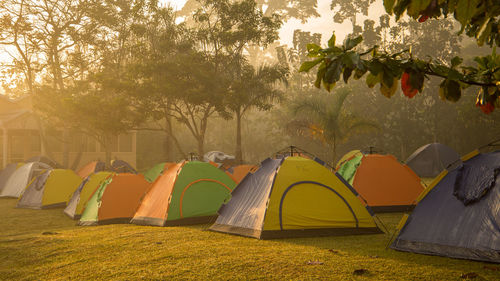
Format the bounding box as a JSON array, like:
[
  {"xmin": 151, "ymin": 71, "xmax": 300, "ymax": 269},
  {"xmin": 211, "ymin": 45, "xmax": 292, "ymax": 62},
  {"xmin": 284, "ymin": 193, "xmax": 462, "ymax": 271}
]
[{"xmin": 0, "ymin": 198, "xmax": 498, "ymax": 280}]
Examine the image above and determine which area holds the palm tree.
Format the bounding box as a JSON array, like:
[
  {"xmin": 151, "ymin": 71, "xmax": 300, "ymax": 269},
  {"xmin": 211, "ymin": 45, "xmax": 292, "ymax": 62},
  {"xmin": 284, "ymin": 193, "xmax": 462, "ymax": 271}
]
[{"xmin": 290, "ymin": 87, "xmax": 379, "ymax": 164}]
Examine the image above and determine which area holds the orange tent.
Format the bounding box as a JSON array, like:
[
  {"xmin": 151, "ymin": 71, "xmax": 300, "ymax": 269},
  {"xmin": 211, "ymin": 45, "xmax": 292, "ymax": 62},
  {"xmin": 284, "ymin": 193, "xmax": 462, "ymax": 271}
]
[
  {"xmin": 226, "ymin": 165, "xmax": 258, "ymax": 183},
  {"xmin": 77, "ymin": 161, "xmax": 105, "ymax": 179},
  {"xmin": 79, "ymin": 173, "xmax": 150, "ymax": 225},
  {"xmin": 337, "ymin": 153, "xmax": 424, "ymax": 212}
]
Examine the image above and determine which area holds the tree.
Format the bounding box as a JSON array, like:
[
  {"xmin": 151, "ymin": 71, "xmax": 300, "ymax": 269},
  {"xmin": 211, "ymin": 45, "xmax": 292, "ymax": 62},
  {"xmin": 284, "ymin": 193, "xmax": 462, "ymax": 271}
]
[
  {"xmin": 227, "ymin": 63, "xmax": 287, "ymax": 163},
  {"xmin": 289, "ymin": 87, "xmax": 378, "ymax": 164},
  {"xmin": 300, "ymin": 29, "xmax": 499, "ymax": 114}
]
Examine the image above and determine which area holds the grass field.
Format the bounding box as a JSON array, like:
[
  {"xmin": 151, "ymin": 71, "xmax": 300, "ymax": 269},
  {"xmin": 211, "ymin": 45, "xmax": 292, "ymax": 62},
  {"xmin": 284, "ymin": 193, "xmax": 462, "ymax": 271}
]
[{"xmin": 0, "ymin": 198, "xmax": 498, "ymax": 280}]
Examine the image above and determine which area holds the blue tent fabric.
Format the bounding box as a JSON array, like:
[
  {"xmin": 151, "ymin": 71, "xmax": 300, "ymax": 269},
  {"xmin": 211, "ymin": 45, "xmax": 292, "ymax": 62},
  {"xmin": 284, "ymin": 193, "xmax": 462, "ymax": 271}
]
[
  {"xmin": 405, "ymin": 143, "xmax": 460, "ymax": 178},
  {"xmin": 391, "ymin": 151, "xmax": 500, "ymax": 263},
  {"xmin": 454, "ymin": 164, "xmax": 500, "ymax": 205}
]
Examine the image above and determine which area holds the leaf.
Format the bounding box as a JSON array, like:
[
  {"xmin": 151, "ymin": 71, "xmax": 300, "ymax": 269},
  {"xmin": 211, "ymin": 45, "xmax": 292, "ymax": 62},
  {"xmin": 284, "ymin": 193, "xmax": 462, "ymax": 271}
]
[
  {"xmin": 328, "ymin": 33, "xmax": 336, "ymax": 48},
  {"xmin": 306, "ymin": 43, "xmax": 321, "ymax": 54},
  {"xmin": 439, "ymin": 79, "xmax": 462, "ymax": 102},
  {"xmin": 344, "ymin": 36, "xmax": 363, "ymax": 50},
  {"xmin": 455, "ymin": 0, "xmax": 480, "ymax": 27},
  {"xmin": 354, "ymin": 68, "xmax": 368, "ymax": 80},
  {"xmin": 384, "ymin": 0, "xmax": 396, "ymax": 14},
  {"xmin": 299, "ymin": 58, "xmax": 323, "ymax": 72},
  {"xmin": 343, "ymin": 67, "xmax": 353, "ymax": 83},
  {"xmin": 380, "ymin": 78, "xmax": 398, "ymax": 98},
  {"xmin": 342, "ymin": 52, "xmax": 360, "ymax": 68},
  {"xmin": 451, "ymin": 56, "xmax": 463, "ymax": 68},
  {"xmin": 314, "ymin": 63, "xmax": 326, "ymax": 89},
  {"xmin": 324, "ymin": 60, "xmax": 342, "ymax": 84},
  {"xmin": 366, "ymin": 73, "xmax": 381, "ymax": 88},
  {"xmin": 408, "ymin": 0, "xmax": 432, "ymax": 18}
]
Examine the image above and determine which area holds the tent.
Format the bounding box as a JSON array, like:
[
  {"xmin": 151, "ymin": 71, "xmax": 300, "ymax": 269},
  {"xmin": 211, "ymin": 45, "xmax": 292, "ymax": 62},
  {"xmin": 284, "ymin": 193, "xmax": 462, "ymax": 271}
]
[
  {"xmin": 110, "ymin": 159, "xmax": 137, "ymax": 174},
  {"xmin": 0, "ymin": 162, "xmax": 51, "ymax": 198},
  {"xmin": 77, "ymin": 161, "xmax": 106, "ymax": 179},
  {"xmin": 25, "ymin": 155, "xmax": 59, "ymax": 168},
  {"xmin": 143, "ymin": 162, "xmax": 170, "ymax": 183},
  {"xmin": 0, "ymin": 163, "xmax": 19, "ymax": 193},
  {"xmin": 337, "ymin": 153, "xmax": 424, "ymax": 212},
  {"xmin": 204, "ymin": 151, "xmax": 235, "ymax": 163},
  {"xmin": 225, "ymin": 165, "xmax": 258, "ymax": 184},
  {"xmin": 391, "ymin": 150, "xmax": 500, "ymax": 263},
  {"xmin": 131, "ymin": 161, "xmax": 236, "ymax": 226},
  {"xmin": 17, "ymin": 169, "xmax": 82, "ymax": 209},
  {"xmin": 405, "ymin": 143, "xmax": 460, "ymax": 178},
  {"xmin": 210, "ymin": 156, "xmax": 382, "ymax": 239},
  {"xmin": 335, "ymin": 150, "xmax": 362, "ymax": 170},
  {"xmin": 79, "ymin": 173, "xmax": 150, "ymax": 225},
  {"xmin": 64, "ymin": 172, "xmax": 113, "ymax": 219}
]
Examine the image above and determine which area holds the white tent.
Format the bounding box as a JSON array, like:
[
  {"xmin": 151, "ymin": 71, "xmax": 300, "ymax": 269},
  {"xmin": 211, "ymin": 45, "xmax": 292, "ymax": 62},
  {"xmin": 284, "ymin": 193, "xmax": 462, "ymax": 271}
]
[{"xmin": 0, "ymin": 162, "xmax": 51, "ymax": 198}]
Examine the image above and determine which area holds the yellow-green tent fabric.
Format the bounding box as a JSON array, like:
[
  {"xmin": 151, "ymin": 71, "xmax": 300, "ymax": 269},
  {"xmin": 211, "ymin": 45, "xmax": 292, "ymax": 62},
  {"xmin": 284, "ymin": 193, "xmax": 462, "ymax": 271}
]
[
  {"xmin": 335, "ymin": 150, "xmax": 362, "ymax": 170},
  {"xmin": 210, "ymin": 156, "xmax": 381, "ymax": 239},
  {"xmin": 17, "ymin": 169, "xmax": 82, "ymax": 209},
  {"xmin": 64, "ymin": 172, "xmax": 113, "ymax": 219}
]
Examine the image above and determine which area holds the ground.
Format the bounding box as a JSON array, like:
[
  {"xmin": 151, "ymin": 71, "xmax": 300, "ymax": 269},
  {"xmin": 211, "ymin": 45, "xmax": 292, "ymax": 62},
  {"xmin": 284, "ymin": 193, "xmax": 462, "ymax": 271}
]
[{"xmin": 0, "ymin": 199, "xmax": 498, "ymax": 280}]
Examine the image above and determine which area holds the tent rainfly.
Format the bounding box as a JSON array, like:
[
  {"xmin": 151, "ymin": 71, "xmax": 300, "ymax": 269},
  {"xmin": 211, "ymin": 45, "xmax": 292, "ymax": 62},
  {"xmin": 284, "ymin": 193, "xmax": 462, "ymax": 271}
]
[
  {"xmin": 0, "ymin": 163, "xmax": 19, "ymax": 193},
  {"xmin": 405, "ymin": 143, "xmax": 460, "ymax": 178},
  {"xmin": 77, "ymin": 161, "xmax": 106, "ymax": 179},
  {"xmin": 210, "ymin": 156, "xmax": 382, "ymax": 239},
  {"xmin": 64, "ymin": 172, "xmax": 113, "ymax": 219},
  {"xmin": 79, "ymin": 173, "xmax": 150, "ymax": 225},
  {"xmin": 132, "ymin": 161, "xmax": 236, "ymax": 226},
  {"xmin": 391, "ymin": 150, "xmax": 500, "ymax": 263},
  {"xmin": 337, "ymin": 153, "xmax": 424, "ymax": 212},
  {"xmin": 17, "ymin": 169, "xmax": 82, "ymax": 209},
  {"xmin": 0, "ymin": 162, "xmax": 51, "ymax": 198}
]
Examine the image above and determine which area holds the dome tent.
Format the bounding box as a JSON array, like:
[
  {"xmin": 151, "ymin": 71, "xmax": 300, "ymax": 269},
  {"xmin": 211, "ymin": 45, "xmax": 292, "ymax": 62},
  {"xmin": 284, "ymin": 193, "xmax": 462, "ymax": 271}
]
[
  {"xmin": 337, "ymin": 152, "xmax": 424, "ymax": 212},
  {"xmin": 131, "ymin": 161, "xmax": 236, "ymax": 226},
  {"xmin": 405, "ymin": 143, "xmax": 460, "ymax": 178},
  {"xmin": 210, "ymin": 155, "xmax": 382, "ymax": 239},
  {"xmin": 0, "ymin": 162, "xmax": 51, "ymax": 198},
  {"xmin": 391, "ymin": 150, "xmax": 500, "ymax": 263},
  {"xmin": 0, "ymin": 163, "xmax": 19, "ymax": 193},
  {"xmin": 76, "ymin": 161, "xmax": 106, "ymax": 179},
  {"xmin": 17, "ymin": 169, "xmax": 82, "ymax": 209},
  {"xmin": 64, "ymin": 172, "xmax": 113, "ymax": 219},
  {"xmin": 79, "ymin": 173, "xmax": 150, "ymax": 225}
]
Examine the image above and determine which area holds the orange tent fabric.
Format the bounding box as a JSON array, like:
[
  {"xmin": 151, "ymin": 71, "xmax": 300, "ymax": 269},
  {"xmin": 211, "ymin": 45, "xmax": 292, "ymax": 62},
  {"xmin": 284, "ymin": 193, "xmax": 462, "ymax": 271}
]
[
  {"xmin": 227, "ymin": 165, "xmax": 258, "ymax": 183},
  {"xmin": 352, "ymin": 154, "xmax": 424, "ymax": 212},
  {"xmin": 97, "ymin": 174, "xmax": 151, "ymax": 223},
  {"xmin": 77, "ymin": 161, "xmax": 104, "ymax": 179},
  {"xmin": 133, "ymin": 163, "xmax": 182, "ymax": 223}
]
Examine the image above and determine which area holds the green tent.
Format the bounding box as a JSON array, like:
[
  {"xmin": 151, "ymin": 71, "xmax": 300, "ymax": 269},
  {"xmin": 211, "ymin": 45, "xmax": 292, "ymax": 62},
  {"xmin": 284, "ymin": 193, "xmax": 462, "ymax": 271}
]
[
  {"xmin": 131, "ymin": 161, "xmax": 236, "ymax": 226},
  {"xmin": 143, "ymin": 162, "xmax": 168, "ymax": 183}
]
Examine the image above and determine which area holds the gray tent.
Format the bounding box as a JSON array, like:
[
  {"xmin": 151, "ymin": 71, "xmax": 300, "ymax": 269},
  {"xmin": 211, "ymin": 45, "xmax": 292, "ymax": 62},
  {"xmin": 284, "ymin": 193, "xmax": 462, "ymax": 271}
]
[
  {"xmin": 392, "ymin": 151, "xmax": 500, "ymax": 263},
  {"xmin": 0, "ymin": 162, "xmax": 51, "ymax": 198},
  {"xmin": 405, "ymin": 143, "xmax": 460, "ymax": 178},
  {"xmin": 0, "ymin": 163, "xmax": 18, "ymax": 193}
]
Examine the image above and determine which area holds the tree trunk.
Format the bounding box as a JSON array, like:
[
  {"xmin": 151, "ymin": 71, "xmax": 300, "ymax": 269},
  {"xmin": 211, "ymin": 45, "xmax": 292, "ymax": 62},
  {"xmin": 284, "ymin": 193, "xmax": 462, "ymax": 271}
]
[
  {"xmin": 164, "ymin": 114, "xmax": 174, "ymax": 161},
  {"xmin": 62, "ymin": 130, "xmax": 70, "ymax": 168},
  {"xmin": 197, "ymin": 136, "xmax": 204, "ymax": 160},
  {"xmin": 235, "ymin": 110, "xmax": 243, "ymax": 164}
]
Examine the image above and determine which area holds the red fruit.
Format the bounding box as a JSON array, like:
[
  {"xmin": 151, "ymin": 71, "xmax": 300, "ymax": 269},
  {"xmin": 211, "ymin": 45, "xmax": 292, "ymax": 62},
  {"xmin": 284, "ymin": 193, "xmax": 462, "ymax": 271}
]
[
  {"xmin": 418, "ymin": 15, "xmax": 429, "ymax": 23},
  {"xmin": 480, "ymin": 102, "xmax": 495, "ymax": 114},
  {"xmin": 401, "ymin": 72, "xmax": 418, "ymax": 98}
]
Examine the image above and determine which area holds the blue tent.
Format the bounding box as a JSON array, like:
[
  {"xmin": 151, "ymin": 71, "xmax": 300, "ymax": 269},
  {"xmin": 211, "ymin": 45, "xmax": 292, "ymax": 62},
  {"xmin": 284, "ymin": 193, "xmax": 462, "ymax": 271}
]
[
  {"xmin": 391, "ymin": 150, "xmax": 500, "ymax": 263},
  {"xmin": 405, "ymin": 143, "xmax": 460, "ymax": 178}
]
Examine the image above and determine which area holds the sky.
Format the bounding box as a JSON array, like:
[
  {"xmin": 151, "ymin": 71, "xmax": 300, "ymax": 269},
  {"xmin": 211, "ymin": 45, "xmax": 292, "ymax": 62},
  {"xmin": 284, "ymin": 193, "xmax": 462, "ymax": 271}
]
[{"xmin": 163, "ymin": 0, "xmax": 386, "ymax": 46}]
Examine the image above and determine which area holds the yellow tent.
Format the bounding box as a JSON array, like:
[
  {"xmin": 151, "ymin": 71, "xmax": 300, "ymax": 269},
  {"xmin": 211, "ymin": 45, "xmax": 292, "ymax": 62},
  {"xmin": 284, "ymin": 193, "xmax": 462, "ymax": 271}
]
[
  {"xmin": 211, "ymin": 156, "xmax": 381, "ymax": 239},
  {"xmin": 17, "ymin": 169, "xmax": 82, "ymax": 209},
  {"xmin": 64, "ymin": 172, "xmax": 113, "ymax": 219}
]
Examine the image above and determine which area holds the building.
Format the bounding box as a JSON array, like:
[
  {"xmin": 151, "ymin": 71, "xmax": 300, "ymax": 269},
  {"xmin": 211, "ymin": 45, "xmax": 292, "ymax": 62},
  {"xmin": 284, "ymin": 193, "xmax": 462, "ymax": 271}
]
[{"xmin": 0, "ymin": 95, "xmax": 137, "ymax": 169}]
